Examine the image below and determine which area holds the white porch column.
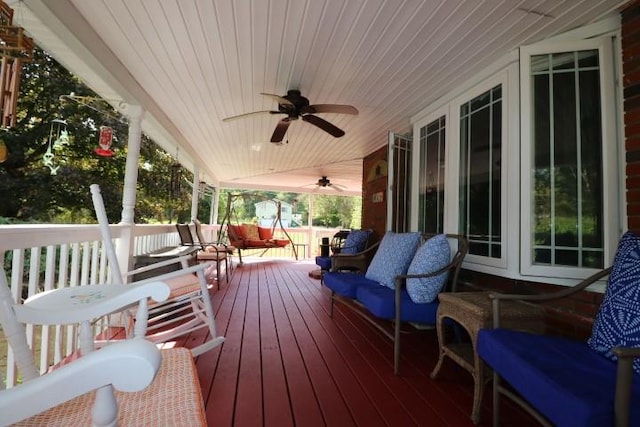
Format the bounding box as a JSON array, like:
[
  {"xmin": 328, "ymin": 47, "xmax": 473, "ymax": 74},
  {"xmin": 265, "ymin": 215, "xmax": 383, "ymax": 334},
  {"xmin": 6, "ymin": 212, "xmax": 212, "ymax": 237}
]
[
  {"xmin": 121, "ymin": 105, "xmax": 144, "ymax": 224},
  {"xmin": 190, "ymin": 165, "xmax": 199, "ymax": 221},
  {"xmin": 119, "ymin": 105, "xmax": 145, "ymax": 274},
  {"xmin": 308, "ymin": 194, "xmax": 314, "ymax": 256},
  {"xmin": 211, "ymin": 188, "xmax": 220, "ymax": 225}
]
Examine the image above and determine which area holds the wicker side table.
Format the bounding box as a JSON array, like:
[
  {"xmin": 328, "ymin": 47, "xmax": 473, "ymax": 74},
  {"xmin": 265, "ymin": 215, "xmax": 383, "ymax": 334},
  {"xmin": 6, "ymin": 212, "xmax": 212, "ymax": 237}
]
[{"xmin": 430, "ymin": 292, "xmax": 543, "ymax": 424}]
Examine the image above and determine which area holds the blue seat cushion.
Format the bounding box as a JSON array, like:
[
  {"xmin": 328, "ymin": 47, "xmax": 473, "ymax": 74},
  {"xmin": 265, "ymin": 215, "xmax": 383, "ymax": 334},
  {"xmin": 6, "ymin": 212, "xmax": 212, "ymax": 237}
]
[
  {"xmin": 588, "ymin": 231, "xmax": 640, "ymax": 374},
  {"xmin": 323, "ymin": 272, "xmax": 380, "ymax": 299},
  {"xmin": 355, "ymin": 283, "xmax": 439, "ymax": 324},
  {"xmin": 315, "ymin": 256, "xmax": 332, "ymax": 271},
  {"xmin": 478, "ymin": 328, "xmax": 640, "ymax": 427}
]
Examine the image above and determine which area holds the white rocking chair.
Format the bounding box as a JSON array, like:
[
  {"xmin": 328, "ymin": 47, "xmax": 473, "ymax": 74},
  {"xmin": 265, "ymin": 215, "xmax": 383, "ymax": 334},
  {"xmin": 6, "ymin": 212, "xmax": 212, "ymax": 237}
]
[
  {"xmin": 0, "ymin": 269, "xmax": 208, "ymax": 426},
  {"xmin": 90, "ymin": 184, "xmax": 225, "ymax": 356}
]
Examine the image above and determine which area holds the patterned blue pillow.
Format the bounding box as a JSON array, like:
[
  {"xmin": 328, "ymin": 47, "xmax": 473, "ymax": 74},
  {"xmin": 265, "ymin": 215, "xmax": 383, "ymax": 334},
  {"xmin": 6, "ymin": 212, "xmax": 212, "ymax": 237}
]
[
  {"xmin": 365, "ymin": 232, "xmax": 422, "ymax": 289},
  {"xmin": 587, "ymin": 231, "xmax": 640, "ymax": 374},
  {"xmin": 341, "ymin": 229, "xmax": 371, "ymax": 254},
  {"xmin": 406, "ymin": 234, "xmax": 451, "ymax": 303}
]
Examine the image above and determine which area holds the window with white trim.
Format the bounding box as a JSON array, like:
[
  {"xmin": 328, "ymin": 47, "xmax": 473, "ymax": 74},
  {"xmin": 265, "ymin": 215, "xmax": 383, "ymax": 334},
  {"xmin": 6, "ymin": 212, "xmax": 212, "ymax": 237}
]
[
  {"xmin": 459, "ymin": 85, "xmax": 503, "ymax": 259},
  {"xmin": 521, "ymin": 37, "xmax": 618, "ymax": 277},
  {"xmin": 418, "ymin": 115, "xmax": 446, "ymax": 234}
]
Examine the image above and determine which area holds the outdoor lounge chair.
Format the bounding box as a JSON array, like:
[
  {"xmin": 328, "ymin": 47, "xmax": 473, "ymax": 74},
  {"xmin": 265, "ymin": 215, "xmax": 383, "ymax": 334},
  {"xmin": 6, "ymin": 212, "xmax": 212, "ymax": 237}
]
[
  {"xmin": 0, "ymin": 269, "xmax": 208, "ymax": 426},
  {"xmin": 193, "ymin": 218, "xmax": 236, "ymax": 275},
  {"xmin": 176, "ymin": 222, "xmax": 229, "ymax": 287},
  {"xmin": 90, "ymin": 184, "xmax": 224, "ymax": 356}
]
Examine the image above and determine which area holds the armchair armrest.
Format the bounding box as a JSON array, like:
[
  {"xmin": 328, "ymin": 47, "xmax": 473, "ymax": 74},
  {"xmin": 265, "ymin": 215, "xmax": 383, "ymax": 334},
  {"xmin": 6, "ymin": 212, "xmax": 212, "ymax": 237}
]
[
  {"xmin": 16, "ymin": 281, "xmax": 170, "ymax": 325},
  {"xmin": 0, "ymin": 339, "xmax": 161, "ymax": 426},
  {"xmin": 331, "ymin": 241, "xmax": 380, "ymax": 273},
  {"xmin": 488, "ymin": 267, "xmax": 612, "ymax": 328},
  {"xmin": 612, "ymin": 346, "xmax": 640, "ymax": 427}
]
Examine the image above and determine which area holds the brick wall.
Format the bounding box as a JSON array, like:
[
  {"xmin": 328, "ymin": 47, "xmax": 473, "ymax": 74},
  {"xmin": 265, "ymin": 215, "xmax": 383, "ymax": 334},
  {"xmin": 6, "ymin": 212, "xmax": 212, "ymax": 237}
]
[
  {"xmin": 624, "ymin": 0, "xmax": 640, "ymax": 232},
  {"xmin": 362, "ymin": 146, "xmax": 387, "ymax": 240}
]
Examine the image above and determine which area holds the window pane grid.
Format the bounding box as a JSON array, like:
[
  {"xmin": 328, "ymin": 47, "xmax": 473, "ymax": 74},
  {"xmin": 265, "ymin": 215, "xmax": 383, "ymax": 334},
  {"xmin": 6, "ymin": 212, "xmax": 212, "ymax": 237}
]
[
  {"xmin": 531, "ymin": 50, "xmax": 603, "ymax": 268},
  {"xmin": 459, "ymin": 85, "xmax": 502, "ymax": 258},
  {"xmin": 419, "ymin": 116, "xmax": 445, "ymax": 234}
]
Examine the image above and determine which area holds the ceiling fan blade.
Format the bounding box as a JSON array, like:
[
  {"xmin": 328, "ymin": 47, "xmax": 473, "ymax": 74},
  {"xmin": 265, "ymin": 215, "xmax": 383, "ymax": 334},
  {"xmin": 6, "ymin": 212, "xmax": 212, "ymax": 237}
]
[
  {"xmin": 271, "ymin": 119, "xmax": 291, "ymax": 142},
  {"xmin": 302, "ymin": 114, "xmax": 345, "ymax": 138},
  {"xmin": 305, "ymin": 104, "xmax": 359, "ymax": 115},
  {"xmin": 260, "ymin": 93, "xmax": 295, "ymax": 107},
  {"xmin": 328, "ymin": 183, "xmax": 344, "ymax": 192},
  {"xmin": 222, "ymin": 110, "xmax": 282, "ymax": 122}
]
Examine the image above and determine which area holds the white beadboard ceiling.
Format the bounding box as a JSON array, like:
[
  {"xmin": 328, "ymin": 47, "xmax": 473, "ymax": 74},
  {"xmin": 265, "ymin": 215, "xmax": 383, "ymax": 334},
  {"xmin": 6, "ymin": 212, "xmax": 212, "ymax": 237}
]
[{"xmin": 12, "ymin": 0, "xmax": 625, "ymax": 195}]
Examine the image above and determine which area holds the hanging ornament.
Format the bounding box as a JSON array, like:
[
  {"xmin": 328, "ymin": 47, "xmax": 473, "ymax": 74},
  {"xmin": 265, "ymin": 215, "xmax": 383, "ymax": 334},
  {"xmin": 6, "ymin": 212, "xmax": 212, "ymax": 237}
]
[
  {"xmin": 43, "ymin": 119, "xmax": 68, "ymax": 175},
  {"xmin": 170, "ymin": 162, "xmax": 182, "ymax": 197},
  {"xmin": 94, "ymin": 125, "xmax": 114, "ymax": 157},
  {"xmin": 0, "ymin": 139, "xmax": 7, "ymax": 162}
]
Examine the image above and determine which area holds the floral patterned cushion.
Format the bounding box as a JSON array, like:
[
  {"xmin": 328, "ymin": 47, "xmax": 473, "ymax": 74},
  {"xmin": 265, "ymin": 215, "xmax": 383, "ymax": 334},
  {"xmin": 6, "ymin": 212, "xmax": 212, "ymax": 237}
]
[
  {"xmin": 365, "ymin": 232, "xmax": 421, "ymax": 289},
  {"xmin": 341, "ymin": 229, "xmax": 371, "ymax": 255},
  {"xmin": 588, "ymin": 231, "xmax": 640, "ymax": 374},
  {"xmin": 243, "ymin": 223, "xmax": 260, "ymax": 240},
  {"xmin": 406, "ymin": 234, "xmax": 451, "ymax": 303}
]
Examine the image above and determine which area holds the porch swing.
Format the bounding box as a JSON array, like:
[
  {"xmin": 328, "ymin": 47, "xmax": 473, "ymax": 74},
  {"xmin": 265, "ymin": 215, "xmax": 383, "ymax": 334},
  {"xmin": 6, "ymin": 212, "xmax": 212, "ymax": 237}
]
[{"xmin": 218, "ymin": 192, "xmax": 298, "ymax": 264}]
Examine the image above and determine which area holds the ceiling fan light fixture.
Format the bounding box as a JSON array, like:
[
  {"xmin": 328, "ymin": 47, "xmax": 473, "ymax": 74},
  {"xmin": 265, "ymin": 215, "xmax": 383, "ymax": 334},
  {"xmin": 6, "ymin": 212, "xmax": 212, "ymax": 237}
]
[{"xmin": 223, "ymin": 90, "xmax": 358, "ymax": 143}]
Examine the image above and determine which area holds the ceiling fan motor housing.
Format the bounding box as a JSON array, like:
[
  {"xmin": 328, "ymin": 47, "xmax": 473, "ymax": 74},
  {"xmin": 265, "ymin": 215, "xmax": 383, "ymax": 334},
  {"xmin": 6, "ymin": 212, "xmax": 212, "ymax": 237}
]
[{"xmin": 279, "ymin": 90, "xmax": 309, "ymax": 118}]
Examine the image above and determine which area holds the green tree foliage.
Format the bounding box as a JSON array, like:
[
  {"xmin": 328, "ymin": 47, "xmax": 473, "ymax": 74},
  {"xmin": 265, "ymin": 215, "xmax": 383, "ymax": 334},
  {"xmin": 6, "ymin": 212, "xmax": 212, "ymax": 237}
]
[
  {"xmin": 0, "ymin": 47, "xmax": 193, "ymax": 224},
  {"xmin": 312, "ymin": 194, "xmax": 360, "ymax": 228},
  {"xmin": 0, "ymin": 47, "xmax": 361, "ymax": 228}
]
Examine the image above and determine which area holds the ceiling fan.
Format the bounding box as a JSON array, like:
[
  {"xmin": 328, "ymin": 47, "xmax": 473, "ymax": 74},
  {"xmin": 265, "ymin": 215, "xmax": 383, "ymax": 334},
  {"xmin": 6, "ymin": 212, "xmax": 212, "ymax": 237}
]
[
  {"xmin": 310, "ymin": 176, "xmax": 345, "ymax": 192},
  {"xmin": 222, "ymin": 90, "xmax": 358, "ymax": 143}
]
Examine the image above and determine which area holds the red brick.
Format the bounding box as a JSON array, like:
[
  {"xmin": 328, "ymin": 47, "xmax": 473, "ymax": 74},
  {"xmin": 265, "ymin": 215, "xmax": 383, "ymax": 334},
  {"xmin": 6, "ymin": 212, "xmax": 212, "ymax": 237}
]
[
  {"xmin": 626, "ymin": 203, "xmax": 640, "ymax": 215},
  {"xmin": 628, "ymin": 215, "xmax": 640, "ymax": 230}
]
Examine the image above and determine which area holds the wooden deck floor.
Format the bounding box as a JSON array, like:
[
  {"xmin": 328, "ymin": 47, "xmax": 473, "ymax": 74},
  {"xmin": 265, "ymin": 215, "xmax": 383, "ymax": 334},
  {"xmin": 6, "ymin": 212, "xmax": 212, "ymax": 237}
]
[{"xmin": 179, "ymin": 257, "xmax": 537, "ymax": 427}]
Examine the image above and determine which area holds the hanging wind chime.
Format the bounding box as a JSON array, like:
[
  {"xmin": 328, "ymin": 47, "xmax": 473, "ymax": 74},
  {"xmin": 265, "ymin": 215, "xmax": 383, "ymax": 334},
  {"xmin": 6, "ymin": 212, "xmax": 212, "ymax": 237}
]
[
  {"xmin": 0, "ymin": 0, "xmax": 34, "ymax": 129},
  {"xmin": 170, "ymin": 162, "xmax": 182, "ymax": 198},
  {"xmin": 42, "ymin": 119, "xmax": 69, "ymax": 175}
]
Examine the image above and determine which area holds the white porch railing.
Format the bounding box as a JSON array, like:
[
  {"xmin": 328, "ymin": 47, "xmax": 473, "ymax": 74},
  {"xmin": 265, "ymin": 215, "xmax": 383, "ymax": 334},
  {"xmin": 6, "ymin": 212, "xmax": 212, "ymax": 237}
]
[
  {"xmin": 0, "ymin": 223, "xmax": 176, "ymax": 387},
  {"xmin": 0, "ymin": 223, "xmax": 343, "ymax": 387}
]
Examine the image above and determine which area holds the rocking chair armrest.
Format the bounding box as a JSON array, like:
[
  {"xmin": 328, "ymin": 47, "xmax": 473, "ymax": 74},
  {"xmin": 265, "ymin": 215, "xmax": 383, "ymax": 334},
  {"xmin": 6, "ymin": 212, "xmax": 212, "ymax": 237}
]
[
  {"xmin": 16, "ymin": 281, "xmax": 170, "ymax": 325},
  {"xmin": 0, "ymin": 339, "xmax": 161, "ymax": 426},
  {"xmin": 124, "ymin": 254, "xmax": 196, "ymax": 277},
  {"xmin": 128, "ymin": 261, "xmax": 211, "ymax": 285}
]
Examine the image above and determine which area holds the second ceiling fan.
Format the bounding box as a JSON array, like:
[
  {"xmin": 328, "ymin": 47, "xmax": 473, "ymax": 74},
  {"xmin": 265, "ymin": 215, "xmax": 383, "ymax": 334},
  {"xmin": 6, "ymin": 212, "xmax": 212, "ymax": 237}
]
[{"xmin": 222, "ymin": 90, "xmax": 358, "ymax": 143}]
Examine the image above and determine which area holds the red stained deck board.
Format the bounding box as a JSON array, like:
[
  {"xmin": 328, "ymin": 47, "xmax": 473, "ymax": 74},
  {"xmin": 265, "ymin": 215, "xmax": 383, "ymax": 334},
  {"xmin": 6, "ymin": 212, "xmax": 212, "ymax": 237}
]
[
  {"xmin": 274, "ymin": 266, "xmax": 387, "ymax": 427},
  {"xmin": 266, "ymin": 263, "xmax": 327, "ymax": 427},
  {"xmin": 234, "ymin": 264, "xmax": 265, "ymax": 426},
  {"xmin": 269, "ymin": 265, "xmax": 360, "ymax": 427},
  {"xmin": 288, "ymin": 268, "xmax": 469, "ymax": 427},
  {"xmin": 180, "ymin": 258, "xmax": 540, "ymax": 427},
  {"xmin": 258, "ymin": 264, "xmax": 295, "ymax": 427}
]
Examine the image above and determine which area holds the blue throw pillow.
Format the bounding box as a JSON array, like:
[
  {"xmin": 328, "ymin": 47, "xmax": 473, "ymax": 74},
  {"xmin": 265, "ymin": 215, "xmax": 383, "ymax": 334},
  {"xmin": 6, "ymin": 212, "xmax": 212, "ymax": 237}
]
[
  {"xmin": 365, "ymin": 232, "xmax": 422, "ymax": 289},
  {"xmin": 406, "ymin": 234, "xmax": 451, "ymax": 303},
  {"xmin": 587, "ymin": 231, "xmax": 640, "ymax": 374},
  {"xmin": 341, "ymin": 229, "xmax": 371, "ymax": 254}
]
